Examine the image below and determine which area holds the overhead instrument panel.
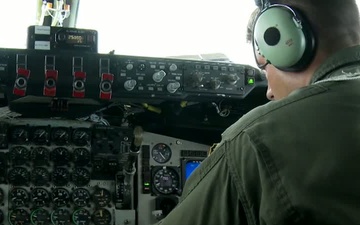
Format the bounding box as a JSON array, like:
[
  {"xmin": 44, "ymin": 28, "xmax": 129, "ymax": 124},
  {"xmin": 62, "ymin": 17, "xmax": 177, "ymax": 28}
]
[{"xmin": 0, "ymin": 48, "xmax": 264, "ymax": 117}]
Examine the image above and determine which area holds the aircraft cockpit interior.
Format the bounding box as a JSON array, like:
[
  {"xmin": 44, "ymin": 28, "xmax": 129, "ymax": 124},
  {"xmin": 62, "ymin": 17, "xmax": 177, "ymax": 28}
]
[{"xmin": 0, "ymin": 0, "xmax": 270, "ymax": 224}]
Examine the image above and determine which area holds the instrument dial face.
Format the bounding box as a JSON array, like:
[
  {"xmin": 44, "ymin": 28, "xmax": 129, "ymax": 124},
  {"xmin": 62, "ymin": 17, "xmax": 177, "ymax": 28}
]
[
  {"xmin": 71, "ymin": 168, "xmax": 91, "ymax": 187},
  {"xmin": 52, "ymin": 168, "xmax": 70, "ymax": 187},
  {"xmin": 73, "ymin": 148, "xmax": 91, "ymax": 166},
  {"xmin": 153, "ymin": 167, "xmax": 180, "ymax": 194},
  {"xmin": 9, "ymin": 146, "xmax": 30, "ymax": 165},
  {"xmin": 151, "ymin": 143, "xmax": 172, "ymax": 163},
  {"xmin": 8, "ymin": 167, "xmax": 29, "ymax": 186},
  {"xmin": 72, "ymin": 188, "xmax": 91, "ymax": 207},
  {"xmin": 30, "ymin": 208, "xmax": 50, "ymax": 225},
  {"xmin": 51, "ymin": 208, "xmax": 71, "ymax": 225},
  {"xmin": 10, "ymin": 188, "xmax": 29, "ymax": 208},
  {"xmin": 32, "ymin": 127, "xmax": 49, "ymax": 144},
  {"xmin": 11, "ymin": 126, "xmax": 29, "ymax": 144},
  {"xmin": 52, "ymin": 128, "xmax": 70, "ymax": 145},
  {"xmin": 9, "ymin": 208, "xmax": 30, "ymax": 225},
  {"xmin": 31, "ymin": 188, "xmax": 50, "ymax": 207},
  {"xmin": 52, "ymin": 188, "xmax": 70, "ymax": 207},
  {"xmin": 31, "ymin": 167, "xmax": 50, "ymax": 186},
  {"xmin": 72, "ymin": 129, "xmax": 91, "ymax": 146},
  {"xmin": 51, "ymin": 147, "xmax": 71, "ymax": 166},
  {"xmin": 93, "ymin": 188, "xmax": 111, "ymax": 207},
  {"xmin": 31, "ymin": 147, "xmax": 50, "ymax": 166},
  {"xmin": 92, "ymin": 208, "xmax": 112, "ymax": 225},
  {"xmin": 72, "ymin": 208, "xmax": 91, "ymax": 225}
]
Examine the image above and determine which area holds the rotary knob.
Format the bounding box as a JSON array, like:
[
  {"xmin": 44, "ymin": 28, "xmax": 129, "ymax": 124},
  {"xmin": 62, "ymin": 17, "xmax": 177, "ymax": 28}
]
[
  {"xmin": 124, "ymin": 79, "xmax": 137, "ymax": 91},
  {"xmin": 227, "ymin": 74, "xmax": 239, "ymax": 85},
  {"xmin": 167, "ymin": 82, "xmax": 181, "ymax": 93},
  {"xmin": 169, "ymin": 64, "xmax": 178, "ymax": 72},
  {"xmin": 153, "ymin": 70, "xmax": 166, "ymax": 82},
  {"xmin": 210, "ymin": 79, "xmax": 221, "ymax": 90},
  {"xmin": 126, "ymin": 63, "xmax": 134, "ymax": 70}
]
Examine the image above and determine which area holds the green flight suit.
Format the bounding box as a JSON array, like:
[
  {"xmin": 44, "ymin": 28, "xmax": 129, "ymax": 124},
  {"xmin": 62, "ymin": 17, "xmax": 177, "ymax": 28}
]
[{"xmin": 154, "ymin": 45, "xmax": 360, "ymax": 225}]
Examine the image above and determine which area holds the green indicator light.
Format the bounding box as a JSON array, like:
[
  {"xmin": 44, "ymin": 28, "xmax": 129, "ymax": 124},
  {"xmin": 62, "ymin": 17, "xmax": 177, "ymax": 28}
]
[
  {"xmin": 248, "ymin": 78, "xmax": 254, "ymax": 84},
  {"xmin": 144, "ymin": 182, "xmax": 150, "ymax": 186}
]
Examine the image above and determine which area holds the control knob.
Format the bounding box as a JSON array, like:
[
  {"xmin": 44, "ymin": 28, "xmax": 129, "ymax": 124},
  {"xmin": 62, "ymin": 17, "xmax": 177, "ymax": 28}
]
[
  {"xmin": 227, "ymin": 74, "xmax": 239, "ymax": 85},
  {"xmin": 126, "ymin": 63, "xmax": 134, "ymax": 71},
  {"xmin": 169, "ymin": 64, "xmax": 178, "ymax": 72},
  {"xmin": 167, "ymin": 82, "xmax": 181, "ymax": 93},
  {"xmin": 210, "ymin": 79, "xmax": 221, "ymax": 90},
  {"xmin": 124, "ymin": 79, "xmax": 137, "ymax": 91},
  {"xmin": 153, "ymin": 70, "xmax": 166, "ymax": 82}
]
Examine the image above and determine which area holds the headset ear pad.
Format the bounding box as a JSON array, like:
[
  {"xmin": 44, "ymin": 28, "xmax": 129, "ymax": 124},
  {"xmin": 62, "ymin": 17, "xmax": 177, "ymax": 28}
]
[{"xmin": 253, "ymin": 5, "xmax": 315, "ymax": 71}]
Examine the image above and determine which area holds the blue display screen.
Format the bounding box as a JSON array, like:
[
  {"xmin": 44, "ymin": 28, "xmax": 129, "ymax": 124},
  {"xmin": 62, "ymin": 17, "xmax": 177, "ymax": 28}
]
[{"xmin": 185, "ymin": 160, "xmax": 202, "ymax": 180}]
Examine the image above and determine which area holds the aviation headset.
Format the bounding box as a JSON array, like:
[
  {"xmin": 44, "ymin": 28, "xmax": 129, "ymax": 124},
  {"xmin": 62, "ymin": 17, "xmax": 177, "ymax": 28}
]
[{"xmin": 253, "ymin": 0, "xmax": 316, "ymax": 71}]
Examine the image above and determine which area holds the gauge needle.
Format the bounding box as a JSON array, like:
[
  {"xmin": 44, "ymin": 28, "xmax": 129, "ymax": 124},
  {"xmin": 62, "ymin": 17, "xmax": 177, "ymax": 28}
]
[{"xmin": 159, "ymin": 152, "xmax": 166, "ymax": 159}]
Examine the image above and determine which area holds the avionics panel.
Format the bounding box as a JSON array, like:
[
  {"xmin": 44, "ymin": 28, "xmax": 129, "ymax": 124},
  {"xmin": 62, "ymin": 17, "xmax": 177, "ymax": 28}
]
[
  {"xmin": 0, "ymin": 118, "xmax": 135, "ymax": 225},
  {"xmin": 137, "ymin": 132, "xmax": 209, "ymax": 225}
]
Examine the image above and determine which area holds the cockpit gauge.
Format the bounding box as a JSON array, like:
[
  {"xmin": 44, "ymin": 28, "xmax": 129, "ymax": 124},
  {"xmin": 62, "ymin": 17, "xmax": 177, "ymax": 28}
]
[
  {"xmin": 153, "ymin": 167, "xmax": 180, "ymax": 195},
  {"xmin": 92, "ymin": 208, "xmax": 112, "ymax": 225},
  {"xmin": 32, "ymin": 127, "xmax": 49, "ymax": 144},
  {"xmin": 151, "ymin": 143, "xmax": 172, "ymax": 163},
  {"xmin": 31, "ymin": 167, "xmax": 50, "ymax": 186},
  {"xmin": 51, "ymin": 147, "xmax": 71, "ymax": 166},
  {"xmin": 72, "ymin": 188, "xmax": 91, "ymax": 207},
  {"xmin": 52, "ymin": 188, "xmax": 70, "ymax": 207},
  {"xmin": 9, "ymin": 208, "xmax": 30, "ymax": 225},
  {"xmin": 71, "ymin": 168, "xmax": 91, "ymax": 187},
  {"xmin": 72, "ymin": 208, "xmax": 91, "ymax": 225},
  {"xmin": 8, "ymin": 167, "xmax": 30, "ymax": 186},
  {"xmin": 10, "ymin": 188, "xmax": 29, "ymax": 208},
  {"xmin": 72, "ymin": 129, "xmax": 90, "ymax": 146},
  {"xmin": 30, "ymin": 208, "xmax": 50, "ymax": 225},
  {"xmin": 93, "ymin": 188, "xmax": 111, "ymax": 207},
  {"xmin": 9, "ymin": 146, "xmax": 30, "ymax": 165},
  {"xmin": 73, "ymin": 148, "xmax": 91, "ymax": 166},
  {"xmin": 31, "ymin": 147, "xmax": 50, "ymax": 166},
  {"xmin": 52, "ymin": 167, "xmax": 70, "ymax": 186},
  {"xmin": 51, "ymin": 208, "xmax": 71, "ymax": 225},
  {"xmin": 31, "ymin": 188, "xmax": 50, "ymax": 207},
  {"xmin": 52, "ymin": 128, "xmax": 70, "ymax": 145},
  {"xmin": 11, "ymin": 126, "xmax": 29, "ymax": 144}
]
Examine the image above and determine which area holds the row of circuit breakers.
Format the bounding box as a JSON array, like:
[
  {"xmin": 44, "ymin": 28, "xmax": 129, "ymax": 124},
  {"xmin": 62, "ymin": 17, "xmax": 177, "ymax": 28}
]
[{"xmin": 0, "ymin": 48, "xmax": 262, "ymax": 104}]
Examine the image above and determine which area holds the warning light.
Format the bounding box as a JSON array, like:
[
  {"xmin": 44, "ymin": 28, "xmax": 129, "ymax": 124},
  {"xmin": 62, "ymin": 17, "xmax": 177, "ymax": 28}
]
[{"xmin": 248, "ymin": 78, "xmax": 254, "ymax": 84}]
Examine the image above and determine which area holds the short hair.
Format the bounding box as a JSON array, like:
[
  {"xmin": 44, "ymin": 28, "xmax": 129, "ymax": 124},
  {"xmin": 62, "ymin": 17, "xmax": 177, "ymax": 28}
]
[{"xmin": 247, "ymin": 0, "xmax": 360, "ymax": 55}]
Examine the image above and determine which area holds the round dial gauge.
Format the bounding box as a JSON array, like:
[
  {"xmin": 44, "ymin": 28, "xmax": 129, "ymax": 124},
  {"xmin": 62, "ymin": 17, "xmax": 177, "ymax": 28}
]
[
  {"xmin": 9, "ymin": 209, "xmax": 30, "ymax": 225},
  {"xmin": 72, "ymin": 188, "xmax": 91, "ymax": 207},
  {"xmin": 9, "ymin": 146, "xmax": 30, "ymax": 165},
  {"xmin": 52, "ymin": 167, "xmax": 70, "ymax": 186},
  {"xmin": 52, "ymin": 188, "xmax": 70, "ymax": 207},
  {"xmin": 31, "ymin": 167, "xmax": 50, "ymax": 186},
  {"xmin": 32, "ymin": 127, "xmax": 49, "ymax": 144},
  {"xmin": 153, "ymin": 167, "xmax": 180, "ymax": 195},
  {"xmin": 151, "ymin": 143, "xmax": 172, "ymax": 163},
  {"xmin": 51, "ymin": 208, "xmax": 71, "ymax": 225},
  {"xmin": 8, "ymin": 167, "xmax": 29, "ymax": 186},
  {"xmin": 51, "ymin": 147, "xmax": 71, "ymax": 166},
  {"xmin": 10, "ymin": 188, "xmax": 29, "ymax": 208},
  {"xmin": 31, "ymin": 147, "xmax": 50, "ymax": 166},
  {"xmin": 73, "ymin": 148, "xmax": 91, "ymax": 166},
  {"xmin": 72, "ymin": 208, "xmax": 91, "ymax": 225},
  {"xmin": 92, "ymin": 208, "xmax": 112, "ymax": 225},
  {"xmin": 31, "ymin": 188, "xmax": 50, "ymax": 207},
  {"xmin": 71, "ymin": 168, "xmax": 91, "ymax": 187},
  {"xmin": 11, "ymin": 126, "xmax": 29, "ymax": 144},
  {"xmin": 30, "ymin": 208, "xmax": 50, "ymax": 225},
  {"xmin": 52, "ymin": 128, "xmax": 70, "ymax": 145},
  {"xmin": 93, "ymin": 188, "xmax": 111, "ymax": 207},
  {"xmin": 72, "ymin": 129, "xmax": 90, "ymax": 146}
]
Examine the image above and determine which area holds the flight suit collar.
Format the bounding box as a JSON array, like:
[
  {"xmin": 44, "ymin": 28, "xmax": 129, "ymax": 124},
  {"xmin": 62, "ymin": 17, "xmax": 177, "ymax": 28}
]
[{"xmin": 311, "ymin": 45, "xmax": 360, "ymax": 84}]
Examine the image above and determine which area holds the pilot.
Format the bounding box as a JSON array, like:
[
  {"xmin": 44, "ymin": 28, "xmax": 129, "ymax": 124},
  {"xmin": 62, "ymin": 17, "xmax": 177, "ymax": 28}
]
[{"xmin": 154, "ymin": 0, "xmax": 360, "ymax": 224}]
